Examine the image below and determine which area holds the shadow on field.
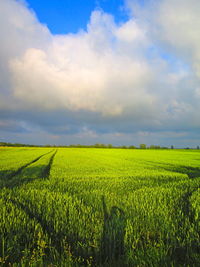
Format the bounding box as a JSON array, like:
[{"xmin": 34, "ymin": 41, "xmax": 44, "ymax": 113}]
[
  {"xmin": 0, "ymin": 165, "xmax": 48, "ymax": 189},
  {"xmin": 100, "ymin": 196, "xmax": 126, "ymax": 265}
]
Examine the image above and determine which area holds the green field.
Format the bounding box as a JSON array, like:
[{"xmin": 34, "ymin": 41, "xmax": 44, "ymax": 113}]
[{"xmin": 0, "ymin": 147, "xmax": 200, "ymax": 266}]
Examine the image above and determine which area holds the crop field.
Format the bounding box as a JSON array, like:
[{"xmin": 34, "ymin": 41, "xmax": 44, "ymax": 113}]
[{"xmin": 0, "ymin": 147, "xmax": 200, "ymax": 266}]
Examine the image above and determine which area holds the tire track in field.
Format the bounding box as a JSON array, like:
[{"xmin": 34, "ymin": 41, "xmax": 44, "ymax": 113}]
[
  {"xmin": 9, "ymin": 198, "xmax": 63, "ymax": 254},
  {"xmin": 4, "ymin": 150, "xmax": 57, "ymax": 189},
  {"xmin": 6, "ymin": 149, "xmax": 55, "ymax": 180},
  {"xmin": 42, "ymin": 149, "xmax": 57, "ymax": 179},
  {"xmin": 8, "ymin": 197, "xmax": 92, "ymax": 264},
  {"xmin": 171, "ymin": 187, "xmax": 200, "ymax": 265},
  {"xmin": 179, "ymin": 188, "xmax": 197, "ymax": 223}
]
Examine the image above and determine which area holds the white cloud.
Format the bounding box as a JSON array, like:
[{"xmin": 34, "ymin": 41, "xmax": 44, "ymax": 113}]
[
  {"xmin": 1, "ymin": 0, "xmax": 200, "ymax": 145},
  {"xmin": 7, "ymin": 7, "xmax": 157, "ymax": 117},
  {"xmin": 126, "ymin": 0, "xmax": 200, "ymax": 122},
  {"xmin": 127, "ymin": 0, "xmax": 200, "ymax": 74}
]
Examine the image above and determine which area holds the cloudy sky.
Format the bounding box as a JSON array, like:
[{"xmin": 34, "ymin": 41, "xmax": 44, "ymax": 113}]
[{"xmin": 0, "ymin": 0, "xmax": 200, "ymax": 147}]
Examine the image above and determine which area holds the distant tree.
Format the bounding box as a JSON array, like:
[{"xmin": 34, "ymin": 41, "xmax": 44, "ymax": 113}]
[
  {"xmin": 129, "ymin": 145, "xmax": 136, "ymax": 149},
  {"xmin": 76, "ymin": 144, "xmax": 82, "ymax": 147},
  {"xmin": 94, "ymin": 143, "xmax": 106, "ymax": 148},
  {"xmin": 94, "ymin": 143, "xmax": 100, "ymax": 148},
  {"xmin": 108, "ymin": 144, "xmax": 113, "ymax": 148},
  {"xmin": 140, "ymin": 144, "xmax": 146, "ymax": 149},
  {"xmin": 171, "ymin": 145, "xmax": 174, "ymax": 149},
  {"xmin": 150, "ymin": 145, "xmax": 160, "ymax": 149},
  {"xmin": 0, "ymin": 142, "xmax": 7, "ymax": 146},
  {"xmin": 197, "ymin": 146, "xmax": 200, "ymax": 150}
]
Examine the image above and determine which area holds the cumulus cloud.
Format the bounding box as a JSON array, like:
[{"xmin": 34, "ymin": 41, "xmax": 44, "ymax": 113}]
[
  {"xmin": 1, "ymin": 0, "xmax": 200, "ymax": 145},
  {"xmin": 126, "ymin": 0, "xmax": 200, "ymax": 119},
  {"xmin": 127, "ymin": 0, "xmax": 200, "ymax": 70},
  {"xmin": 8, "ymin": 8, "xmax": 157, "ymax": 117}
]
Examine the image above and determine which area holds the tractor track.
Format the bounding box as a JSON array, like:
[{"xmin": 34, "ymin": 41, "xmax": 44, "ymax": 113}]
[
  {"xmin": 8, "ymin": 197, "xmax": 93, "ymax": 265},
  {"xmin": 42, "ymin": 150, "xmax": 57, "ymax": 179},
  {"xmin": 6, "ymin": 149, "xmax": 55, "ymax": 180}
]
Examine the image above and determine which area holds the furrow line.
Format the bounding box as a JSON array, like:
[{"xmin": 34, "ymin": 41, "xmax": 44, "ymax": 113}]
[
  {"xmin": 42, "ymin": 149, "xmax": 57, "ymax": 179},
  {"xmin": 6, "ymin": 149, "xmax": 55, "ymax": 180},
  {"xmin": 8, "ymin": 198, "xmax": 91, "ymax": 264}
]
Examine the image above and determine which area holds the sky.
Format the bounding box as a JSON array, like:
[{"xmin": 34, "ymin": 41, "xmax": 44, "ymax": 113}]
[
  {"xmin": 0, "ymin": 0, "xmax": 200, "ymax": 147},
  {"xmin": 26, "ymin": 0, "xmax": 128, "ymax": 34}
]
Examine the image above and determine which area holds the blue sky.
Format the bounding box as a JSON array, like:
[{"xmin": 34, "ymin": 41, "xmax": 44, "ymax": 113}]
[
  {"xmin": 0, "ymin": 0, "xmax": 200, "ymax": 147},
  {"xmin": 26, "ymin": 0, "xmax": 128, "ymax": 34}
]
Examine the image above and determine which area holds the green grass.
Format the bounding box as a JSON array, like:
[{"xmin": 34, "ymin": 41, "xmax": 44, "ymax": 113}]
[{"xmin": 0, "ymin": 148, "xmax": 200, "ymax": 266}]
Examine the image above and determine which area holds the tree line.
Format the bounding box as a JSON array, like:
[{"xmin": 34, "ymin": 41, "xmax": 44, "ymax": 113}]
[{"xmin": 1, "ymin": 142, "xmax": 200, "ymax": 150}]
